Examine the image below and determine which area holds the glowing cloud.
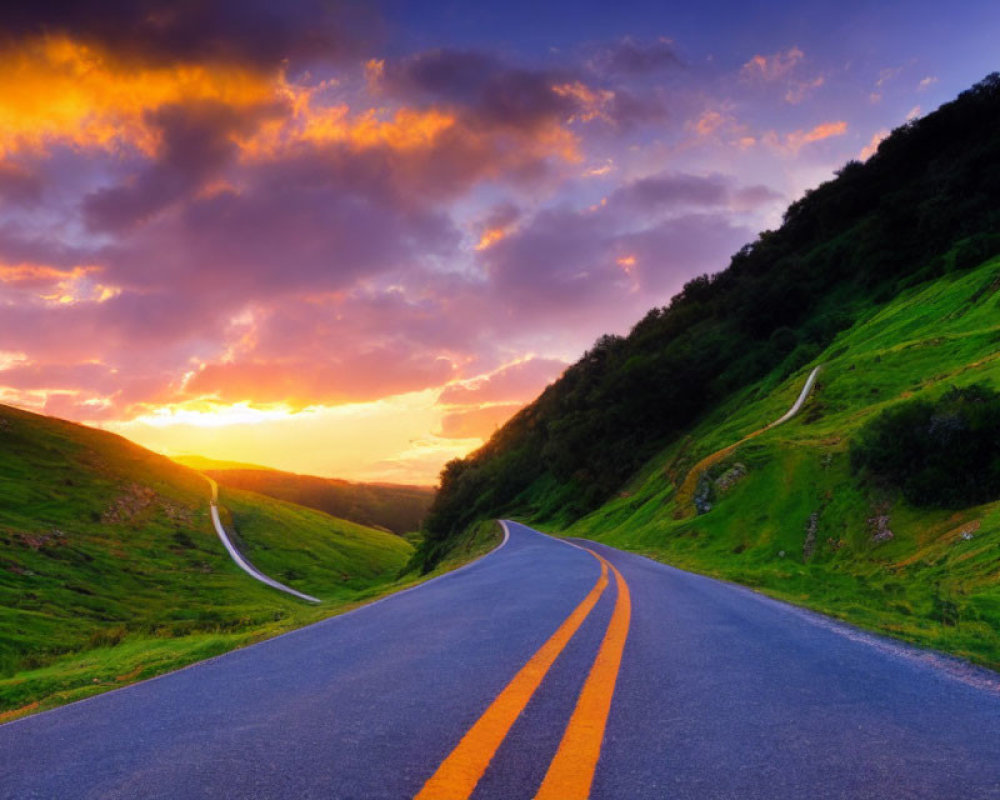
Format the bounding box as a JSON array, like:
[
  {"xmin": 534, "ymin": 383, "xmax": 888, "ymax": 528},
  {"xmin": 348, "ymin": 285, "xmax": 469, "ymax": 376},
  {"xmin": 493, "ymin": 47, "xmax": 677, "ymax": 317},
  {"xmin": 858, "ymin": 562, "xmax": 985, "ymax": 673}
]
[
  {"xmin": 860, "ymin": 128, "xmax": 890, "ymax": 160},
  {"xmin": 741, "ymin": 47, "xmax": 804, "ymax": 82},
  {"xmin": 0, "ymin": 36, "xmax": 273, "ymax": 157}
]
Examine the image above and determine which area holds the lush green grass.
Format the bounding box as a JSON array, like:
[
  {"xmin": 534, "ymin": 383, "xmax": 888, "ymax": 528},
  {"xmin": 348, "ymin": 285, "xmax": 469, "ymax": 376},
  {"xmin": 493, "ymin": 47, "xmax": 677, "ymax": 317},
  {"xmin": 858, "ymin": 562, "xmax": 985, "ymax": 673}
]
[
  {"xmin": 0, "ymin": 405, "xmax": 413, "ymax": 719},
  {"xmin": 221, "ymin": 487, "xmax": 413, "ymax": 603},
  {"xmin": 559, "ymin": 255, "xmax": 1000, "ymax": 670},
  {"xmin": 434, "ymin": 519, "xmax": 505, "ymax": 571}
]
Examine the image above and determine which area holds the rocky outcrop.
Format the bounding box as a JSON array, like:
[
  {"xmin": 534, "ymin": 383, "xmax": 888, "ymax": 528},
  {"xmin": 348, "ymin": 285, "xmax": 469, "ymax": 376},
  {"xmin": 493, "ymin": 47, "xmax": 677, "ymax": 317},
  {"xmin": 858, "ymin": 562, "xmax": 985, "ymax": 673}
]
[
  {"xmin": 868, "ymin": 513, "xmax": 894, "ymax": 543},
  {"xmin": 715, "ymin": 463, "xmax": 747, "ymax": 492}
]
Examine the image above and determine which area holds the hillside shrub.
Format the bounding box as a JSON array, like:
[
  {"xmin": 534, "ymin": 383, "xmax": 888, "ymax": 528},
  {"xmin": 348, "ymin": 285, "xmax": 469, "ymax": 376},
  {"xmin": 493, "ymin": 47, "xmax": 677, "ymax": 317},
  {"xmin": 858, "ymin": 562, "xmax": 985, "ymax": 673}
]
[{"xmin": 850, "ymin": 384, "xmax": 1000, "ymax": 507}]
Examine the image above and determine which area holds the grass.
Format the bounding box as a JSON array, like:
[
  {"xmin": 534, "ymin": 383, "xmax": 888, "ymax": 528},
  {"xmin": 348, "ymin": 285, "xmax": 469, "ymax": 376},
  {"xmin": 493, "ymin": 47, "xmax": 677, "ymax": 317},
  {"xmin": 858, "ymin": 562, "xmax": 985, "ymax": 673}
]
[
  {"xmin": 556, "ymin": 254, "xmax": 1000, "ymax": 670},
  {"xmin": 0, "ymin": 405, "xmax": 415, "ymax": 720},
  {"xmin": 195, "ymin": 464, "xmax": 434, "ymax": 535}
]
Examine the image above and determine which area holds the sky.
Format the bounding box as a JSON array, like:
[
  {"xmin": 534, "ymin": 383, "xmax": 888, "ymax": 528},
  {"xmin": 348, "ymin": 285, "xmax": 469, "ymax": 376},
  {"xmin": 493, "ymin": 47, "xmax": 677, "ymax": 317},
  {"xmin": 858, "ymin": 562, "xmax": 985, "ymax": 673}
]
[{"xmin": 0, "ymin": 1, "xmax": 997, "ymax": 484}]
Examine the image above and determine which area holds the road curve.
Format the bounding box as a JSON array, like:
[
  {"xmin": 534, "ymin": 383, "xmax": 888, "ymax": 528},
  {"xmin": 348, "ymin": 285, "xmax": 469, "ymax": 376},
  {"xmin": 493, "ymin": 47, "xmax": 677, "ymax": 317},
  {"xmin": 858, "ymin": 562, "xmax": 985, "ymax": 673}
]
[
  {"xmin": 2, "ymin": 521, "xmax": 998, "ymax": 799},
  {"xmin": 206, "ymin": 476, "xmax": 320, "ymax": 604},
  {"xmin": 677, "ymin": 364, "xmax": 822, "ymax": 507},
  {"xmin": 767, "ymin": 363, "xmax": 821, "ymax": 428}
]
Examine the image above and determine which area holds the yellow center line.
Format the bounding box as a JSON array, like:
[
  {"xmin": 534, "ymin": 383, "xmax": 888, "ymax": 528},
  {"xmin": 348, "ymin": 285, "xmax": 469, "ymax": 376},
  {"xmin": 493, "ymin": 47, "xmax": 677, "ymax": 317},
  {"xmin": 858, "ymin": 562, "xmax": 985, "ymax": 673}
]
[
  {"xmin": 535, "ymin": 550, "xmax": 632, "ymax": 800},
  {"xmin": 415, "ymin": 554, "xmax": 609, "ymax": 800}
]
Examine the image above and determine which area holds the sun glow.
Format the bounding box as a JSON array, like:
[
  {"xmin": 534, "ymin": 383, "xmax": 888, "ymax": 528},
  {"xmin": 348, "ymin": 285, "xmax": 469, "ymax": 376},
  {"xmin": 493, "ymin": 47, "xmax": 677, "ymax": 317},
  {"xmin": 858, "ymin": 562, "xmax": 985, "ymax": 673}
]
[
  {"xmin": 129, "ymin": 401, "xmax": 304, "ymax": 428},
  {"xmin": 107, "ymin": 390, "xmax": 478, "ymax": 484}
]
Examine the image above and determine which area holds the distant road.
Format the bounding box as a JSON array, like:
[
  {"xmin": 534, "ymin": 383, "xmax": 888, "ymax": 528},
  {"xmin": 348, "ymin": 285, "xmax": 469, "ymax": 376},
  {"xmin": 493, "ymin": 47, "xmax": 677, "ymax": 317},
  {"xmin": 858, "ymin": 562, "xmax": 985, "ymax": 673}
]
[
  {"xmin": 3, "ymin": 522, "xmax": 998, "ymax": 799},
  {"xmin": 677, "ymin": 364, "xmax": 822, "ymax": 507},
  {"xmin": 206, "ymin": 476, "xmax": 320, "ymax": 603}
]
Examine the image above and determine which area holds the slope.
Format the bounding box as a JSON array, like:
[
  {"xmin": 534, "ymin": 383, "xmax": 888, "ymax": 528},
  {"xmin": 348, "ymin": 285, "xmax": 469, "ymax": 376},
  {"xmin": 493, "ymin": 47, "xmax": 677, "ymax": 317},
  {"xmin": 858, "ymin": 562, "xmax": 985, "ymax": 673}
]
[
  {"xmin": 420, "ymin": 73, "xmax": 1000, "ymax": 570},
  {"xmin": 565, "ymin": 253, "xmax": 1000, "ymax": 668},
  {"xmin": 193, "ymin": 463, "xmax": 434, "ymax": 535},
  {"xmin": 0, "ymin": 404, "xmax": 412, "ymax": 719}
]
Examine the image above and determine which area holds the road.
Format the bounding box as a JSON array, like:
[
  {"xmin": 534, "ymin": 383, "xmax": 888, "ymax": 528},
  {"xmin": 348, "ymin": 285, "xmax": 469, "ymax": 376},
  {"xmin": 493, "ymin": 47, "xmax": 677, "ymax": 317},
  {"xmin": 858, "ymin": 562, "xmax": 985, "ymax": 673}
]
[
  {"xmin": 767, "ymin": 363, "xmax": 821, "ymax": 427},
  {"xmin": 3, "ymin": 522, "xmax": 998, "ymax": 799},
  {"xmin": 677, "ymin": 365, "xmax": 821, "ymax": 508},
  {"xmin": 205, "ymin": 477, "xmax": 320, "ymax": 604}
]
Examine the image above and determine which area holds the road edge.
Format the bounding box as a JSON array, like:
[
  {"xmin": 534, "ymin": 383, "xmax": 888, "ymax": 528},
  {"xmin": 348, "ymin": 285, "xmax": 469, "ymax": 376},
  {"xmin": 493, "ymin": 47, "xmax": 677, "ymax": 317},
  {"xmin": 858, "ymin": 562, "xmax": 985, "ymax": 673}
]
[{"xmin": 0, "ymin": 520, "xmax": 512, "ymax": 729}]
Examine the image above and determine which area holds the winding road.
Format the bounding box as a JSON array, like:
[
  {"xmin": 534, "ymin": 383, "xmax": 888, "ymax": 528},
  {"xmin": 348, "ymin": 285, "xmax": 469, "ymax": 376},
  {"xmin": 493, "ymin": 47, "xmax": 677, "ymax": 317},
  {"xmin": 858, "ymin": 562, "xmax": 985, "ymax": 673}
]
[
  {"xmin": 206, "ymin": 476, "xmax": 320, "ymax": 604},
  {"xmin": 677, "ymin": 364, "xmax": 822, "ymax": 508},
  {"xmin": 2, "ymin": 521, "xmax": 998, "ymax": 799}
]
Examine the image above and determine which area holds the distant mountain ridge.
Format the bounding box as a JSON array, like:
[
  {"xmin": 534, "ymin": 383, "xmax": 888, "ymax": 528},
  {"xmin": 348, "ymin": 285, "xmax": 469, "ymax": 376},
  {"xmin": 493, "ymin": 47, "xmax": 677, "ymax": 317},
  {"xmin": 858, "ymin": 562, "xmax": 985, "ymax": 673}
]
[{"xmin": 182, "ymin": 461, "xmax": 435, "ymax": 535}]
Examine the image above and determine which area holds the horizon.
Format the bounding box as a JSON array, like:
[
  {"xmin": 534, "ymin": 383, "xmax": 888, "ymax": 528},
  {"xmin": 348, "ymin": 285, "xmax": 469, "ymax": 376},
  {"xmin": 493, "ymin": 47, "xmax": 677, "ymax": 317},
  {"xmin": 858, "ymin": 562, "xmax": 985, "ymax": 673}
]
[{"xmin": 1, "ymin": 2, "xmax": 998, "ymax": 482}]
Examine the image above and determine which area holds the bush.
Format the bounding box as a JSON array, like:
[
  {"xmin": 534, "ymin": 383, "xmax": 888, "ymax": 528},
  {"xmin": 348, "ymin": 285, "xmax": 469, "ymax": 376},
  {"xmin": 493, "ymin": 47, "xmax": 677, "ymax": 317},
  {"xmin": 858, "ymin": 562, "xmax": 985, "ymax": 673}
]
[{"xmin": 850, "ymin": 384, "xmax": 1000, "ymax": 507}]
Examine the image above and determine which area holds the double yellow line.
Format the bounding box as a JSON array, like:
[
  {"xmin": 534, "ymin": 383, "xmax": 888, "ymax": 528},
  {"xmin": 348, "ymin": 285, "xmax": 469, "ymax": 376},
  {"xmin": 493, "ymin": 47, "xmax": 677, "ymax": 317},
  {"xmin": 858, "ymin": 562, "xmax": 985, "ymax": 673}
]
[{"xmin": 415, "ymin": 541, "xmax": 632, "ymax": 800}]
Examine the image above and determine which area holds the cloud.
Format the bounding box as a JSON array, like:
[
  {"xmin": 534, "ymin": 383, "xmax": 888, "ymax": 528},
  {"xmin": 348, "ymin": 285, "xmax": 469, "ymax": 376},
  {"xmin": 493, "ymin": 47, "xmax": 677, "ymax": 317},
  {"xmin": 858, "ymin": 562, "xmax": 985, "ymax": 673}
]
[
  {"xmin": 83, "ymin": 98, "xmax": 284, "ymax": 231},
  {"xmin": 918, "ymin": 76, "xmax": 939, "ymax": 91},
  {"xmin": 741, "ymin": 47, "xmax": 804, "ymax": 82},
  {"xmin": 0, "ymin": 161, "xmax": 42, "ymax": 203},
  {"xmin": 380, "ymin": 49, "xmax": 578, "ymax": 129},
  {"xmin": 473, "ymin": 203, "xmax": 521, "ymax": 251},
  {"xmin": 589, "ymin": 38, "xmax": 681, "ymax": 76},
  {"xmin": 0, "ymin": 1, "xmax": 378, "ymax": 70},
  {"xmin": 480, "ymin": 200, "xmax": 752, "ymax": 316},
  {"xmin": 764, "ymin": 120, "xmax": 848, "ymax": 154},
  {"xmin": 860, "ymin": 128, "xmax": 890, "ymax": 161},
  {"xmin": 186, "ymin": 348, "xmax": 458, "ymax": 408},
  {"xmin": 607, "ymin": 172, "xmax": 781, "ymax": 215},
  {"xmin": 378, "ymin": 47, "xmax": 664, "ymax": 136},
  {"xmin": 612, "ymin": 214, "xmax": 752, "ymax": 294},
  {"xmin": 0, "ymin": 36, "xmax": 281, "ymax": 159},
  {"xmin": 0, "ymin": 18, "xmax": 784, "ymax": 468},
  {"xmin": 438, "ymin": 357, "xmax": 567, "ymax": 405},
  {"xmin": 740, "ymin": 46, "xmax": 824, "ymax": 105}
]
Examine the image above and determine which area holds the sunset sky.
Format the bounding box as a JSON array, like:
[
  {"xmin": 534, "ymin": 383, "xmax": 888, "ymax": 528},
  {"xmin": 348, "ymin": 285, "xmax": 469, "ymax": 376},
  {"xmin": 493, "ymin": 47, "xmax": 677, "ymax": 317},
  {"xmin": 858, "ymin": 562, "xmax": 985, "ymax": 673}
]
[{"xmin": 1, "ymin": 1, "xmax": 997, "ymax": 484}]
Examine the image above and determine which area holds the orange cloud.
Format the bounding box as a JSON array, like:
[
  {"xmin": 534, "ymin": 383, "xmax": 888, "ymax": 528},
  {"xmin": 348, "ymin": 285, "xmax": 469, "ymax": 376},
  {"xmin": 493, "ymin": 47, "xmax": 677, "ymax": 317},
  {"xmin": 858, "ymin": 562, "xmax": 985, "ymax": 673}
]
[
  {"xmin": 616, "ymin": 254, "xmax": 637, "ymax": 276},
  {"xmin": 694, "ymin": 109, "xmax": 727, "ymax": 137},
  {"xmin": 0, "ymin": 263, "xmax": 120, "ymax": 304},
  {"xmin": 240, "ymin": 76, "xmax": 459, "ymax": 159},
  {"xmin": 474, "ymin": 227, "xmax": 508, "ymax": 251},
  {"xmin": 237, "ymin": 74, "xmax": 580, "ymax": 174},
  {"xmin": 765, "ymin": 120, "xmax": 848, "ymax": 153},
  {"xmin": 0, "ymin": 35, "xmax": 273, "ymax": 158},
  {"xmin": 860, "ymin": 128, "xmax": 889, "ymax": 160},
  {"xmin": 741, "ymin": 47, "xmax": 804, "ymax": 81}
]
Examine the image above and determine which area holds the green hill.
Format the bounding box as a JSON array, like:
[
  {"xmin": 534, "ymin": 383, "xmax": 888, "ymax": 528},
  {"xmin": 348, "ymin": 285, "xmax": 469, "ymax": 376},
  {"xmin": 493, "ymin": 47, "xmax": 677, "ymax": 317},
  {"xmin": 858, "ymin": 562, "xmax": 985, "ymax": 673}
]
[
  {"xmin": 420, "ymin": 74, "xmax": 1000, "ymax": 669},
  {"xmin": 0, "ymin": 405, "xmax": 412, "ymax": 720},
  {"xmin": 568, "ymin": 255, "xmax": 1000, "ymax": 667},
  {"xmin": 192, "ymin": 465, "xmax": 434, "ymax": 535}
]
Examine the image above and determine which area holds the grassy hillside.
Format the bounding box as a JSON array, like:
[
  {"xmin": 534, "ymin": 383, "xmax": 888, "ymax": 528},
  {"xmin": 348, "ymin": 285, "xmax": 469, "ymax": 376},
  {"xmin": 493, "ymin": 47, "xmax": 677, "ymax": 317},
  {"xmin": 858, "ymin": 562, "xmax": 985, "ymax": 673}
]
[
  {"xmin": 0, "ymin": 405, "xmax": 412, "ymax": 720},
  {"xmin": 562, "ymin": 254, "xmax": 1000, "ymax": 668},
  {"xmin": 419, "ymin": 73, "xmax": 1000, "ymax": 570},
  {"xmin": 220, "ymin": 487, "xmax": 418, "ymax": 602},
  {"xmin": 415, "ymin": 75, "xmax": 1000, "ymax": 669},
  {"xmin": 197, "ymin": 465, "xmax": 434, "ymax": 535}
]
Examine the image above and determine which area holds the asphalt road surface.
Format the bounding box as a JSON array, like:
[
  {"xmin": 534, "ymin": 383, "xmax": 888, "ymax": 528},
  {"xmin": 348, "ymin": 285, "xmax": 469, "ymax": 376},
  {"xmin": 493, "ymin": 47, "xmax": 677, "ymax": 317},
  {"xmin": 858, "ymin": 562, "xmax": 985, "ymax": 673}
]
[{"xmin": 3, "ymin": 521, "xmax": 998, "ymax": 799}]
